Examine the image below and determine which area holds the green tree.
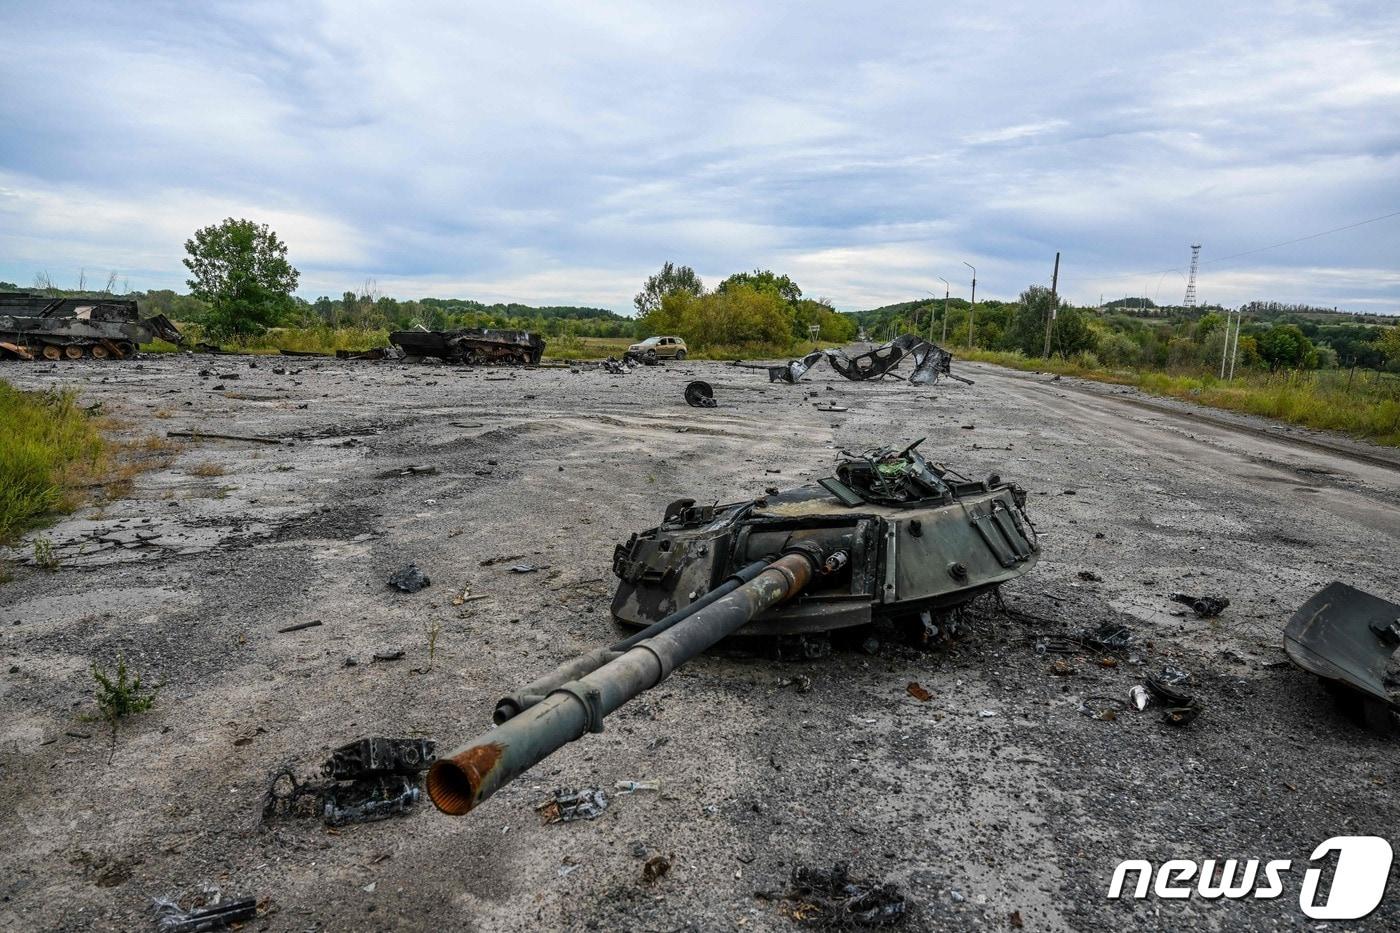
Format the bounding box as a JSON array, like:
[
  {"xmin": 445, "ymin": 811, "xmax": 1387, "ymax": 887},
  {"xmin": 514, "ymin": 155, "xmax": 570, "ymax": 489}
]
[
  {"xmin": 1378, "ymin": 327, "xmax": 1400, "ymax": 364},
  {"xmin": 1004, "ymin": 286, "xmax": 1060, "ymax": 356},
  {"xmin": 1256, "ymin": 324, "xmax": 1314, "ymax": 371},
  {"xmin": 183, "ymin": 218, "xmax": 299, "ymax": 339},
  {"xmin": 634, "ymin": 262, "xmax": 704, "ymax": 316},
  {"xmin": 717, "ymin": 269, "xmax": 802, "ymax": 303}
]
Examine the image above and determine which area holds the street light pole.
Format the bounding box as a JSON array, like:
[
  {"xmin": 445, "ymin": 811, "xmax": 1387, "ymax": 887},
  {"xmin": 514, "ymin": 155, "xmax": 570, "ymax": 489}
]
[
  {"xmin": 936, "ymin": 276, "xmax": 950, "ymax": 345},
  {"xmin": 962, "ymin": 262, "xmax": 977, "ymax": 347}
]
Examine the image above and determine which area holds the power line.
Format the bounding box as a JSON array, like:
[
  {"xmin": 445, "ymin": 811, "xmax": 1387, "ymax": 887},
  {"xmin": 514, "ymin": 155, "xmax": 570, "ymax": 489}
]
[
  {"xmin": 1200, "ymin": 209, "xmax": 1400, "ymax": 266},
  {"xmin": 1092, "ymin": 208, "xmax": 1400, "ymax": 283}
]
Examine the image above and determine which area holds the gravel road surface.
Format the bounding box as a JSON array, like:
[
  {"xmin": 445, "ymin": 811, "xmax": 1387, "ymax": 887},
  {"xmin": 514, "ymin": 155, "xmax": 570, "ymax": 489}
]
[{"xmin": 2, "ymin": 354, "xmax": 1398, "ymax": 931}]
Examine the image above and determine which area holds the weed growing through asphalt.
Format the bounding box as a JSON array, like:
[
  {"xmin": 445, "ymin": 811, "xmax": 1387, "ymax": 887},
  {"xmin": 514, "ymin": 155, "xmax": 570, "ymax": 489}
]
[
  {"xmin": 32, "ymin": 536, "xmax": 59, "ymax": 570},
  {"xmin": 91, "ymin": 655, "xmax": 162, "ymax": 757}
]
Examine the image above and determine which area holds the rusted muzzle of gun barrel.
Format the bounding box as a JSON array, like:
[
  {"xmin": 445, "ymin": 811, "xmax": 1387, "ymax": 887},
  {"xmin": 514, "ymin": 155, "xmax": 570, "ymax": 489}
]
[{"xmin": 427, "ymin": 548, "xmax": 824, "ymax": 816}]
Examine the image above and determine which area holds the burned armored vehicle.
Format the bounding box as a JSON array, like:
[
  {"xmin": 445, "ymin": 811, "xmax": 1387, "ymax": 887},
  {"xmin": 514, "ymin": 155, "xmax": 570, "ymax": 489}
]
[
  {"xmin": 427, "ymin": 440, "xmax": 1038, "ymax": 816},
  {"xmin": 0, "ymin": 293, "xmax": 182, "ymax": 360},
  {"xmin": 389, "ymin": 327, "xmax": 545, "ymax": 365}
]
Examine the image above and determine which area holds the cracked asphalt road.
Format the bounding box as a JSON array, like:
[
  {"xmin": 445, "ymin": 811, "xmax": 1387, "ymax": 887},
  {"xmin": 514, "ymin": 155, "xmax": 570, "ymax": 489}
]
[{"xmin": 2, "ymin": 353, "xmax": 1398, "ymax": 931}]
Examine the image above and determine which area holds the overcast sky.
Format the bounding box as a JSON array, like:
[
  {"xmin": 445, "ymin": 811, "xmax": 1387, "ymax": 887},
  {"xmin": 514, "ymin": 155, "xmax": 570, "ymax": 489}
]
[{"xmin": 2, "ymin": 1, "xmax": 1398, "ymax": 313}]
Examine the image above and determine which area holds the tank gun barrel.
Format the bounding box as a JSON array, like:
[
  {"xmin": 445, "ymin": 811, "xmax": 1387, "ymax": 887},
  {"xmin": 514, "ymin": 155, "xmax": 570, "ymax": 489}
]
[{"xmin": 427, "ymin": 546, "xmax": 833, "ymax": 816}]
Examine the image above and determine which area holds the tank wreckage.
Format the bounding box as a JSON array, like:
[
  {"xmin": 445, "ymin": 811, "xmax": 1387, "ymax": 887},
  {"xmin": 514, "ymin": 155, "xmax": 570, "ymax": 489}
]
[
  {"xmin": 388, "ymin": 327, "xmax": 545, "ymax": 365},
  {"xmin": 426, "ymin": 439, "xmax": 1038, "ymax": 816},
  {"xmin": 760, "ymin": 333, "xmax": 972, "ymax": 385},
  {"xmin": 0, "ymin": 293, "xmax": 182, "ymax": 361}
]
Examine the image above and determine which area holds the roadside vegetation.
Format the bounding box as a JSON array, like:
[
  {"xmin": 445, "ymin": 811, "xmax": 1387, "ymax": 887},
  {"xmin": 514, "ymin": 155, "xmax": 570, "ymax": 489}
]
[
  {"xmin": 959, "ymin": 348, "xmax": 1400, "ymax": 446},
  {"xmin": 0, "ymin": 380, "xmax": 107, "ymax": 545}
]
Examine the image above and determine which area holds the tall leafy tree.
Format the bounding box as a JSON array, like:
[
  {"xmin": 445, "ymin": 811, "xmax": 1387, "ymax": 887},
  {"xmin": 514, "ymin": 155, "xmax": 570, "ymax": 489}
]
[
  {"xmin": 634, "ymin": 262, "xmax": 704, "ymax": 316},
  {"xmin": 717, "ymin": 269, "xmax": 801, "ymax": 303},
  {"xmin": 183, "ymin": 218, "xmax": 299, "ymax": 339},
  {"xmin": 1256, "ymin": 324, "xmax": 1314, "ymax": 371}
]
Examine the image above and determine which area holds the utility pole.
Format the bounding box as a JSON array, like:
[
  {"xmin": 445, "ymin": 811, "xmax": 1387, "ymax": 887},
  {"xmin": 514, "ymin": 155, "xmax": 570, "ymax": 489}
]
[
  {"xmin": 936, "ymin": 276, "xmax": 950, "ymax": 344},
  {"xmin": 1042, "ymin": 251, "xmax": 1060, "ymax": 359},
  {"xmin": 1219, "ymin": 311, "xmax": 1231, "ymax": 379},
  {"xmin": 963, "ymin": 261, "xmax": 976, "ymax": 347},
  {"xmin": 1228, "ymin": 311, "xmax": 1241, "ymax": 380}
]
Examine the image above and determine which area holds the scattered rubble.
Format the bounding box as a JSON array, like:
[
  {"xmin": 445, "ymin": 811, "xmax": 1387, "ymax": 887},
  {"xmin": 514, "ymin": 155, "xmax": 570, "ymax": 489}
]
[
  {"xmin": 783, "ymin": 863, "xmax": 907, "ymax": 927},
  {"xmin": 387, "ymin": 564, "xmax": 431, "ymax": 592},
  {"xmin": 536, "ymin": 788, "xmax": 609, "ymax": 823},
  {"xmin": 261, "ymin": 738, "xmax": 435, "ymax": 828},
  {"xmin": 1170, "ymin": 592, "xmax": 1230, "ymax": 617},
  {"xmin": 151, "ymin": 890, "xmax": 256, "ymax": 932}
]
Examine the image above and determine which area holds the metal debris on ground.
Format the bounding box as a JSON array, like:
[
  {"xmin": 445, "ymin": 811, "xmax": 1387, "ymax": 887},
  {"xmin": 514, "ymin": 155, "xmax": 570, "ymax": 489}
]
[
  {"xmin": 761, "ymin": 333, "xmax": 967, "ymax": 387},
  {"xmin": 387, "ymin": 563, "xmax": 431, "ymax": 592},
  {"xmin": 778, "ymin": 674, "xmax": 813, "ymax": 694},
  {"xmin": 508, "ymin": 563, "xmax": 547, "ymax": 574},
  {"xmin": 906, "ymin": 681, "xmax": 933, "ymax": 701},
  {"xmin": 260, "ymin": 737, "xmax": 436, "ymax": 828},
  {"xmin": 1284, "ymin": 581, "xmax": 1400, "ymax": 730},
  {"xmin": 1077, "ymin": 570, "xmax": 1102, "ymax": 582},
  {"xmin": 1072, "ymin": 623, "xmax": 1135, "ymax": 651},
  {"xmin": 614, "ymin": 779, "xmax": 661, "ymax": 793},
  {"xmin": 601, "ymin": 356, "xmax": 631, "ymax": 375},
  {"xmin": 1130, "ymin": 684, "xmax": 1150, "ymax": 710},
  {"xmin": 1145, "ymin": 675, "xmax": 1203, "ymax": 726},
  {"xmin": 783, "ymin": 863, "xmax": 907, "ymax": 927},
  {"xmin": 379, "ymin": 465, "xmax": 438, "ymax": 477},
  {"xmin": 1048, "ymin": 659, "xmax": 1075, "ymax": 677},
  {"xmin": 537, "ymin": 787, "xmax": 609, "ymax": 823},
  {"xmin": 684, "ymin": 380, "xmax": 717, "ymax": 408},
  {"xmin": 1170, "ymin": 592, "xmax": 1230, "ymax": 617},
  {"xmin": 1080, "ymin": 695, "xmax": 1129, "ymax": 721},
  {"xmin": 152, "ymin": 890, "xmax": 256, "ymax": 933}
]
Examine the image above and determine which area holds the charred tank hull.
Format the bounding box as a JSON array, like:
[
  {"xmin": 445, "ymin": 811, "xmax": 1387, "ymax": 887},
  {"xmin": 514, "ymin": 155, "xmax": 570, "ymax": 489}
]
[
  {"xmin": 612, "ymin": 442, "xmax": 1038, "ymax": 636},
  {"xmin": 0, "ymin": 293, "xmax": 181, "ymax": 361},
  {"xmin": 389, "ymin": 328, "xmax": 545, "ymax": 365}
]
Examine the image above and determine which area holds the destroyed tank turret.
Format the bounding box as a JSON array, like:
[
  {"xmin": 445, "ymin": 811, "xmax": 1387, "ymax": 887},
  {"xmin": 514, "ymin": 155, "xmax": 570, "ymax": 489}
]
[
  {"xmin": 389, "ymin": 327, "xmax": 545, "ymax": 365},
  {"xmin": 426, "ymin": 440, "xmax": 1038, "ymax": 817},
  {"xmin": 0, "ymin": 293, "xmax": 182, "ymax": 361}
]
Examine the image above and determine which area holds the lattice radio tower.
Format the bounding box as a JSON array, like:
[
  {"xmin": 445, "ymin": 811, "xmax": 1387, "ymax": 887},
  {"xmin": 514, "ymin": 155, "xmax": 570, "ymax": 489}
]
[{"xmin": 1183, "ymin": 243, "xmax": 1201, "ymax": 307}]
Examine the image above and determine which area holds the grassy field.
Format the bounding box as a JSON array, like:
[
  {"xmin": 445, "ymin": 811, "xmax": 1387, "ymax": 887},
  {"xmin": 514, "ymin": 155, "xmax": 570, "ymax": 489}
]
[
  {"xmin": 963, "ymin": 349, "xmax": 1400, "ymax": 447},
  {"xmin": 0, "ymin": 380, "xmax": 107, "ymax": 545}
]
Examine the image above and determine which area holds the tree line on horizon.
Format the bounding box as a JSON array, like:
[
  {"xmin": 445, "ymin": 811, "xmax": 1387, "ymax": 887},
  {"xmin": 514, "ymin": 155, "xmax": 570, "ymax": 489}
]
[{"xmin": 4, "ymin": 216, "xmax": 1398, "ymax": 371}]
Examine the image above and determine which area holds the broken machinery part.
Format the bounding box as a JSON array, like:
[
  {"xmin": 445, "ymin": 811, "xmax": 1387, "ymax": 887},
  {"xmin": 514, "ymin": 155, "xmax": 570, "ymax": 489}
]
[{"xmin": 1285, "ymin": 581, "xmax": 1400, "ymax": 730}]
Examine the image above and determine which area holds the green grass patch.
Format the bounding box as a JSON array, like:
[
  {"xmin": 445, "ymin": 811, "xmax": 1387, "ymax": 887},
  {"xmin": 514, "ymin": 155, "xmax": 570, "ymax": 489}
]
[
  {"xmin": 0, "ymin": 380, "xmax": 107, "ymax": 545},
  {"xmin": 961, "ymin": 349, "xmax": 1400, "ymax": 447}
]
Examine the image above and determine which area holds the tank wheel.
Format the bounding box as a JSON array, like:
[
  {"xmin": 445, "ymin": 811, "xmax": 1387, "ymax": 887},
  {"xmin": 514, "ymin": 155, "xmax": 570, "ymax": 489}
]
[
  {"xmin": 90, "ymin": 344, "xmax": 110, "ymax": 360},
  {"xmin": 64, "ymin": 345, "xmax": 86, "ymax": 360},
  {"xmin": 116, "ymin": 341, "xmax": 137, "ymax": 358},
  {"xmin": 42, "ymin": 344, "xmax": 62, "ymax": 361}
]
